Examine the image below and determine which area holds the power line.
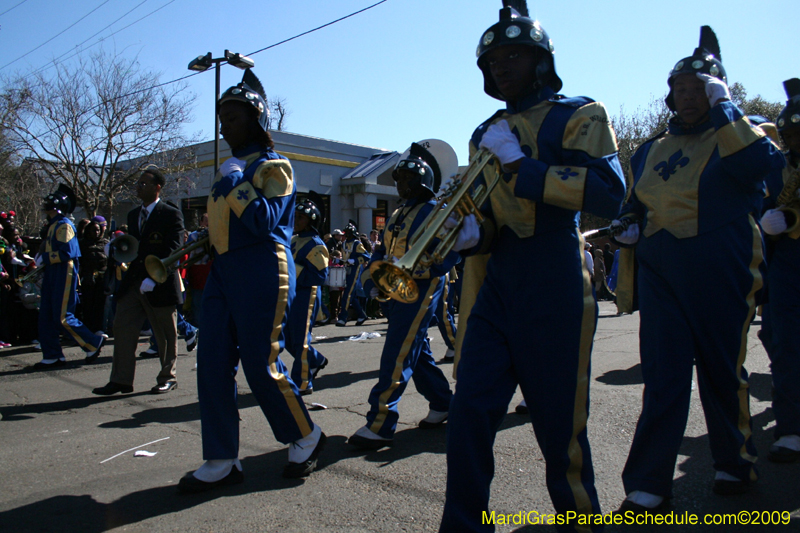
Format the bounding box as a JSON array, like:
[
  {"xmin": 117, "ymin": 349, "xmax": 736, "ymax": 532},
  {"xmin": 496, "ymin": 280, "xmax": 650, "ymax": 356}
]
[
  {"xmin": 0, "ymin": 0, "xmax": 29, "ymax": 18},
  {"xmin": 0, "ymin": 0, "xmax": 112, "ymax": 72},
  {"xmin": 11, "ymin": 0, "xmax": 390, "ymax": 142},
  {"xmin": 247, "ymin": 0, "xmax": 388, "ymax": 56},
  {"xmin": 26, "ymin": 0, "xmax": 159, "ymax": 80}
]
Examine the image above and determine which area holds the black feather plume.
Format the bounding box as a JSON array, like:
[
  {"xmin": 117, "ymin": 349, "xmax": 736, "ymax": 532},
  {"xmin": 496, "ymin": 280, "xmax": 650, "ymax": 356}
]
[
  {"xmin": 242, "ymin": 68, "xmax": 266, "ymax": 99},
  {"xmin": 307, "ymin": 190, "xmax": 326, "ymax": 222},
  {"xmin": 784, "ymin": 78, "xmax": 800, "ymax": 100},
  {"xmin": 698, "ymin": 25, "xmax": 721, "ymax": 62},
  {"xmin": 502, "ymin": 0, "xmax": 528, "ymax": 16}
]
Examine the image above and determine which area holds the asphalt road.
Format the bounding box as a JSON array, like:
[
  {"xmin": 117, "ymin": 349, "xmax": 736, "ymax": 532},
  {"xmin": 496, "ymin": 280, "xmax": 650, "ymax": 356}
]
[{"xmin": 1, "ymin": 301, "xmax": 798, "ymax": 532}]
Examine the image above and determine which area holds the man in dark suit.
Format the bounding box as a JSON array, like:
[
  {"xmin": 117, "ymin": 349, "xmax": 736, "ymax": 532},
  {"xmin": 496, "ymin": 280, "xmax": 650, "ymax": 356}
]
[{"xmin": 93, "ymin": 167, "xmax": 185, "ymax": 395}]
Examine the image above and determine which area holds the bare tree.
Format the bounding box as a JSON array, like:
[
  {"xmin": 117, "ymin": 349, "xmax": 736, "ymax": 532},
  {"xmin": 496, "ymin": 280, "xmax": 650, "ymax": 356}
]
[
  {"xmin": 1, "ymin": 51, "xmax": 200, "ymax": 221},
  {"xmin": 268, "ymin": 96, "xmax": 290, "ymax": 131}
]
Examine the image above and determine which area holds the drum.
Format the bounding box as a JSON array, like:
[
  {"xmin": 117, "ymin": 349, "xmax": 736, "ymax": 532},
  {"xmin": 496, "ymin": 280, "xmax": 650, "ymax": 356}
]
[{"xmin": 326, "ymin": 265, "xmax": 347, "ymax": 289}]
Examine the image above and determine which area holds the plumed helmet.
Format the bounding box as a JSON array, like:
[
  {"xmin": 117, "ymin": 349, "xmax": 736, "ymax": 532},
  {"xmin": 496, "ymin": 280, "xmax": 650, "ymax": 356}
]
[
  {"xmin": 476, "ymin": 0, "xmax": 562, "ymax": 101},
  {"xmin": 218, "ymin": 69, "xmax": 270, "ymax": 132},
  {"xmin": 344, "ymin": 220, "xmax": 358, "ymax": 239},
  {"xmin": 777, "ymin": 78, "xmax": 800, "ymax": 133},
  {"xmin": 666, "ymin": 26, "xmax": 726, "ymax": 112},
  {"xmin": 394, "ymin": 139, "xmax": 458, "ymax": 195},
  {"xmin": 43, "ymin": 184, "xmax": 77, "ymax": 214},
  {"xmin": 296, "ymin": 190, "xmax": 325, "ymax": 233}
]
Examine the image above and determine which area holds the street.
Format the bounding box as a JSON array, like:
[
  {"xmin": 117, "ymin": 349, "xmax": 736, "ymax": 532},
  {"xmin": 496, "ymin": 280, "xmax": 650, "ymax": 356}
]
[{"xmin": 1, "ymin": 301, "xmax": 798, "ymax": 532}]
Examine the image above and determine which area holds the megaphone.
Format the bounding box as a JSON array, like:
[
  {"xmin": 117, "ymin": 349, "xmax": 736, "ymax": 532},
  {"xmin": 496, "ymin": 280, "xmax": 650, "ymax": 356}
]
[{"xmin": 109, "ymin": 234, "xmax": 139, "ymax": 263}]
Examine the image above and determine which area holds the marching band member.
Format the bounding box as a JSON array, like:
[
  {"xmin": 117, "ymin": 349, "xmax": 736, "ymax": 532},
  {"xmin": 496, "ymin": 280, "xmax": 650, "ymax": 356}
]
[
  {"xmin": 758, "ymin": 78, "xmax": 800, "ymax": 463},
  {"xmin": 34, "ymin": 184, "xmax": 107, "ymax": 368},
  {"xmin": 440, "ymin": 2, "xmax": 626, "ymax": 531},
  {"xmin": 179, "ymin": 70, "xmax": 325, "ymax": 493},
  {"xmin": 348, "ymin": 140, "xmax": 459, "ymax": 449},
  {"xmin": 611, "ymin": 27, "xmax": 784, "ymax": 512},
  {"xmin": 432, "ymin": 269, "xmax": 457, "ymax": 363},
  {"xmin": 285, "ymin": 192, "xmax": 330, "ymax": 395},
  {"xmin": 336, "ymin": 220, "xmax": 370, "ymax": 326}
]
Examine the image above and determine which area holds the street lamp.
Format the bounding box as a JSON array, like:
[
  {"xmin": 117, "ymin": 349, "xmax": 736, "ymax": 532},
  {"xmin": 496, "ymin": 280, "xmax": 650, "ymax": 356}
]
[{"xmin": 188, "ymin": 50, "xmax": 255, "ymax": 174}]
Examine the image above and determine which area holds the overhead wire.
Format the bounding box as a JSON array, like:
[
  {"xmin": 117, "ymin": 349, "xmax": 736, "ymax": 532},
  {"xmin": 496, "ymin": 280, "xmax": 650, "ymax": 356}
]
[
  {"xmin": 0, "ymin": 0, "xmax": 29, "ymax": 18},
  {"xmin": 0, "ymin": 0, "xmax": 111, "ymax": 72},
  {"xmin": 26, "ymin": 0, "xmax": 153, "ymax": 80},
  {"xmin": 11, "ymin": 0, "xmax": 390, "ymax": 140}
]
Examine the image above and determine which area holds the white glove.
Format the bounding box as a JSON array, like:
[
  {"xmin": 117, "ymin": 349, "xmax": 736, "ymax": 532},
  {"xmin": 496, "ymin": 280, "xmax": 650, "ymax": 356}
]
[
  {"xmin": 479, "ymin": 120, "xmax": 525, "ymax": 167},
  {"xmin": 452, "ymin": 214, "xmax": 480, "ymax": 252},
  {"xmin": 761, "ymin": 209, "xmax": 787, "ymax": 235},
  {"xmin": 35, "ymin": 254, "xmax": 44, "ymax": 267},
  {"xmin": 697, "ymin": 73, "xmax": 730, "ymax": 107},
  {"xmin": 219, "ymin": 157, "xmax": 246, "ymax": 177},
  {"xmin": 369, "ymin": 287, "xmax": 380, "ymax": 299},
  {"xmin": 139, "ymin": 278, "xmax": 156, "ymax": 294},
  {"xmin": 615, "ymin": 222, "xmax": 640, "ymax": 245},
  {"xmin": 347, "ymin": 259, "xmax": 355, "ymax": 265}
]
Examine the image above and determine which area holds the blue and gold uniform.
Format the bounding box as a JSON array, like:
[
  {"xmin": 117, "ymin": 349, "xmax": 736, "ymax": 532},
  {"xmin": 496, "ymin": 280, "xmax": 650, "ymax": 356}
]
[
  {"xmin": 38, "ymin": 214, "xmax": 105, "ymax": 361},
  {"xmin": 618, "ymin": 101, "xmax": 784, "ymax": 497},
  {"xmin": 286, "ymin": 230, "xmax": 329, "ymax": 393},
  {"xmin": 359, "ymin": 196, "xmax": 458, "ymax": 439},
  {"xmin": 430, "ymin": 270, "xmax": 457, "ymax": 355},
  {"xmin": 443, "ymin": 87, "xmax": 625, "ymax": 531},
  {"xmin": 759, "ymin": 157, "xmax": 800, "ymax": 451},
  {"xmin": 337, "ymin": 235, "xmax": 370, "ymax": 325},
  {"xmin": 198, "ymin": 143, "xmax": 315, "ymax": 460}
]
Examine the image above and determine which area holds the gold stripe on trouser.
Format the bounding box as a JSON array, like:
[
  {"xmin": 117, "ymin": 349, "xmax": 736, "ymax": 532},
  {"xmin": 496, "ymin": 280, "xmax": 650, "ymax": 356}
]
[
  {"xmin": 298, "ymin": 289, "xmax": 318, "ymax": 391},
  {"xmin": 369, "ymin": 278, "xmax": 440, "ymax": 434},
  {"xmin": 268, "ymin": 243, "xmax": 312, "ymax": 437},
  {"xmin": 343, "ymin": 266, "xmax": 359, "ymax": 312},
  {"xmin": 568, "ymin": 237, "xmax": 597, "ymax": 530},
  {"xmin": 736, "ymin": 216, "xmax": 763, "ymax": 473},
  {"xmin": 60, "ymin": 261, "xmax": 97, "ymax": 351},
  {"xmin": 453, "ymin": 254, "xmax": 490, "ymax": 378},
  {"xmin": 441, "ymin": 278, "xmax": 456, "ymax": 346}
]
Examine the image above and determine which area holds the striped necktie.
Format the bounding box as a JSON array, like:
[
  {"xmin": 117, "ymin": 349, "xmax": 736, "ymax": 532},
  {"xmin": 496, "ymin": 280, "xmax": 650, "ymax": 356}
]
[{"xmin": 140, "ymin": 208, "xmax": 148, "ymax": 233}]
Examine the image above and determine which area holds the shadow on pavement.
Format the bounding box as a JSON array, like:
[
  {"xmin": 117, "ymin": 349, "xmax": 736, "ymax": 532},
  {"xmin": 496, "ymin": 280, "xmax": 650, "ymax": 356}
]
[
  {"xmin": 0, "ymin": 447, "xmax": 316, "ymax": 533},
  {"xmin": 595, "ymin": 364, "xmax": 642, "ymax": 386}
]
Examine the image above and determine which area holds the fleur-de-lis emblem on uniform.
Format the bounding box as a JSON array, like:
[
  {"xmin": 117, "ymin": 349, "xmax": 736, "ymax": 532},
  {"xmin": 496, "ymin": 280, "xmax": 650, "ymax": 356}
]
[
  {"xmin": 556, "ymin": 168, "xmax": 579, "ymax": 180},
  {"xmin": 211, "ymin": 181, "xmax": 224, "ymax": 201},
  {"xmin": 237, "ymin": 189, "xmax": 249, "ymax": 201},
  {"xmin": 654, "ymin": 150, "xmax": 690, "ymax": 181}
]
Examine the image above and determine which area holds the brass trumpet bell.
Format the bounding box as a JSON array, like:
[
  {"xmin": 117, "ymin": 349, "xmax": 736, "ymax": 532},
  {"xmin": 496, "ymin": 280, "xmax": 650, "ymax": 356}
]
[
  {"xmin": 145, "ymin": 234, "xmax": 209, "ymax": 284},
  {"xmin": 369, "ymin": 261, "xmax": 419, "ymax": 304}
]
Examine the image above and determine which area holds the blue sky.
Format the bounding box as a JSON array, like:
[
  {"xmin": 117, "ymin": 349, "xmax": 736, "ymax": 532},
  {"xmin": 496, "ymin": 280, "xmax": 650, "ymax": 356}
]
[{"xmin": 1, "ymin": 0, "xmax": 798, "ymax": 165}]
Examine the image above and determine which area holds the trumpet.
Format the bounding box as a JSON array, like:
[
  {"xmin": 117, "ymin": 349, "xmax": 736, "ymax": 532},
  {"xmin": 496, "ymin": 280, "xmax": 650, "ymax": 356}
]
[
  {"xmin": 15, "ymin": 266, "xmax": 44, "ymax": 287},
  {"xmin": 145, "ymin": 231, "xmax": 209, "ymax": 284},
  {"xmin": 370, "ymin": 148, "xmax": 500, "ymax": 304}
]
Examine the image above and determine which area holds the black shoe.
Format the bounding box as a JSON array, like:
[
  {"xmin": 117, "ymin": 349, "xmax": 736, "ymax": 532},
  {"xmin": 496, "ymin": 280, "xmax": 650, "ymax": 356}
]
[
  {"xmin": 186, "ymin": 329, "xmax": 199, "ymax": 352},
  {"xmin": 283, "ymin": 432, "xmax": 327, "ymax": 478},
  {"xmin": 515, "ymin": 403, "xmax": 529, "ymax": 415},
  {"xmin": 615, "ymin": 498, "xmax": 671, "ymax": 515},
  {"xmin": 355, "ymin": 318, "xmax": 367, "ymax": 326},
  {"xmin": 32, "ymin": 359, "xmax": 66, "ymax": 370},
  {"xmin": 768, "ymin": 445, "xmax": 800, "ymax": 463},
  {"xmin": 437, "ymin": 356, "xmax": 455, "ymax": 364},
  {"xmin": 92, "ymin": 382, "xmax": 133, "ymax": 395},
  {"xmin": 713, "ymin": 478, "xmax": 751, "ymax": 496},
  {"xmin": 335, "ymin": 319, "xmax": 346, "ymax": 327},
  {"xmin": 177, "ymin": 466, "xmax": 243, "ymax": 494},
  {"xmin": 84, "ymin": 333, "xmax": 108, "ymax": 362},
  {"xmin": 347, "ymin": 434, "xmax": 393, "ymax": 450},
  {"xmin": 310, "ymin": 357, "xmax": 328, "ymax": 381},
  {"xmin": 151, "ymin": 381, "xmax": 177, "ymax": 394},
  {"xmin": 139, "ymin": 347, "xmax": 159, "ymax": 359},
  {"xmin": 299, "ymin": 387, "xmax": 313, "ymax": 396}
]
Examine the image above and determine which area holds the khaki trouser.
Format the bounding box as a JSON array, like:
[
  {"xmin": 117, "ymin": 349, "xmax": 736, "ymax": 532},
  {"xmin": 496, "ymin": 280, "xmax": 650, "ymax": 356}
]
[{"xmin": 110, "ymin": 290, "xmax": 178, "ymax": 387}]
